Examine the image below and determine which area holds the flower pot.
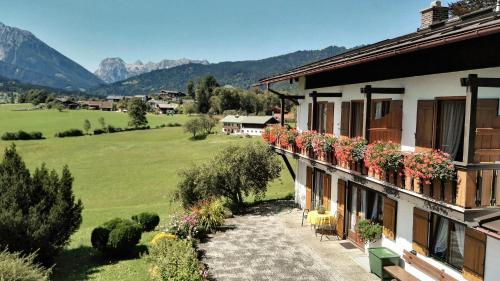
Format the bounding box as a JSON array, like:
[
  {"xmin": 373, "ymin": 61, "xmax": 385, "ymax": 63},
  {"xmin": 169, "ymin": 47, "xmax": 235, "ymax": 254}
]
[
  {"xmin": 364, "ymin": 238, "xmax": 382, "ymax": 254},
  {"xmin": 375, "ymin": 170, "xmax": 386, "ymax": 181},
  {"xmin": 396, "ymin": 169, "xmax": 405, "ymax": 189},
  {"xmin": 388, "ymin": 171, "xmax": 397, "ymax": 185},
  {"xmin": 307, "ymin": 149, "xmax": 315, "ymax": 159},
  {"xmin": 368, "ymin": 167, "xmax": 375, "ymax": 178},
  {"xmin": 404, "ymin": 176, "xmax": 413, "ymax": 191},
  {"xmin": 432, "ymin": 179, "xmax": 442, "ymax": 200},
  {"xmin": 361, "ymin": 162, "xmax": 369, "ymax": 175}
]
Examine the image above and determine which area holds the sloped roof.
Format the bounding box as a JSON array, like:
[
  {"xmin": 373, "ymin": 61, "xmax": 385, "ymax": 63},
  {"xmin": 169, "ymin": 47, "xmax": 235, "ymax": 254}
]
[
  {"xmin": 220, "ymin": 115, "xmax": 277, "ymax": 125},
  {"xmin": 259, "ymin": 8, "xmax": 500, "ymax": 85}
]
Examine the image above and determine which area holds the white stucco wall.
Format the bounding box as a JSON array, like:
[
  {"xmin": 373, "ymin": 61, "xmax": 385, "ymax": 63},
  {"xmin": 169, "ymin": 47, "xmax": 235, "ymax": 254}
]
[
  {"xmin": 380, "ymin": 199, "xmax": 466, "ymax": 281},
  {"xmin": 295, "ymin": 159, "xmax": 307, "ymax": 208},
  {"xmin": 296, "ymin": 66, "xmax": 500, "ymax": 151},
  {"xmin": 484, "ymin": 236, "xmax": 500, "ymax": 281}
]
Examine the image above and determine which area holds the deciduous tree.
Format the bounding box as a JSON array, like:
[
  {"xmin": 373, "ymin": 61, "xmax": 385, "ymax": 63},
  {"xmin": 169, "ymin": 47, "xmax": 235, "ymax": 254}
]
[
  {"xmin": 449, "ymin": 0, "xmax": 496, "ymax": 16},
  {"xmin": 83, "ymin": 119, "xmax": 91, "ymax": 134},
  {"xmin": 128, "ymin": 98, "xmax": 148, "ymax": 128}
]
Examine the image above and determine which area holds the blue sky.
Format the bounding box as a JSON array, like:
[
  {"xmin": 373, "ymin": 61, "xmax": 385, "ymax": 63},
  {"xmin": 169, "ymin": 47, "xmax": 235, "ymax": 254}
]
[{"xmin": 0, "ymin": 0, "xmax": 432, "ymax": 71}]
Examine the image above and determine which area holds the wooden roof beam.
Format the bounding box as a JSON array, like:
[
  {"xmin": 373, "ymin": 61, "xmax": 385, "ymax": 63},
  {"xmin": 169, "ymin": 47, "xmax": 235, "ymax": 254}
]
[
  {"xmin": 309, "ymin": 91, "xmax": 343, "ymax": 98},
  {"xmin": 361, "ymin": 86, "xmax": 405, "ymax": 94}
]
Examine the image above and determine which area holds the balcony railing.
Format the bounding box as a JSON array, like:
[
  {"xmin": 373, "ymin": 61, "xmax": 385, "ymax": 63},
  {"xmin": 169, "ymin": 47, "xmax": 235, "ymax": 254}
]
[{"xmin": 268, "ymin": 141, "xmax": 500, "ymax": 210}]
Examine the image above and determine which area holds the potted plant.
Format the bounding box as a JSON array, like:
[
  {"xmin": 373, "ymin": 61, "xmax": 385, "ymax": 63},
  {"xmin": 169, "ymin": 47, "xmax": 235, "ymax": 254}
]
[
  {"xmin": 350, "ymin": 137, "xmax": 367, "ymax": 173},
  {"xmin": 296, "ymin": 130, "xmax": 316, "ymax": 158},
  {"xmin": 317, "ymin": 205, "xmax": 326, "ymax": 215},
  {"xmin": 279, "ymin": 128, "xmax": 298, "ymax": 152},
  {"xmin": 356, "ymin": 219, "xmax": 383, "ymax": 253},
  {"xmin": 364, "ymin": 141, "xmax": 403, "ymax": 183},
  {"xmin": 322, "ymin": 134, "xmax": 337, "ymax": 165},
  {"xmin": 334, "ymin": 136, "xmax": 353, "ymax": 169},
  {"xmin": 311, "ymin": 134, "xmax": 326, "ymax": 161}
]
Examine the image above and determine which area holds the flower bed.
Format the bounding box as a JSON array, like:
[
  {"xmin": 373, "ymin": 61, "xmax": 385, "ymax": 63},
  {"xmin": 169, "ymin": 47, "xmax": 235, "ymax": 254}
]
[{"xmin": 262, "ymin": 126, "xmax": 456, "ymax": 194}]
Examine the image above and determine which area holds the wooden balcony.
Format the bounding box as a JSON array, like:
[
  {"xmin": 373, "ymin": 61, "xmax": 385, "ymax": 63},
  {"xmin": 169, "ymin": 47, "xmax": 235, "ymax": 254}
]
[{"xmin": 270, "ymin": 144, "xmax": 500, "ymax": 222}]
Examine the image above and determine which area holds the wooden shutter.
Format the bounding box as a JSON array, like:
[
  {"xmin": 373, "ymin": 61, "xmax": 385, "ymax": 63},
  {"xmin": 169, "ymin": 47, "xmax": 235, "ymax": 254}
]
[
  {"xmin": 306, "ymin": 166, "xmax": 313, "ymax": 209},
  {"xmin": 383, "ymin": 197, "xmax": 397, "ymax": 240},
  {"xmin": 336, "ymin": 179, "xmax": 347, "ymax": 239},
  {"xmin": 369, "ymin": 100, "xmax": 403, "ymax": 144},
  {"xmin": 463, "ymin": 228, "xmax": 487, "ymax": 281},
  {"xmin": 326, "ymin": 103, "xmax": 334, "ymax": 134},
  {"xmin": 323, "ymin": 174, "xmax": 331, "ymax": 211},
  {"xmin": 475, "ymin": 99, "xmax": 500, "ymax": 162},
  {"xmin": 412, "ymin": 208, "xmax": 430, "ymax": 256},
  {"xmin": 307, "ymin": 103, "xmax": 312, "ymax": 130},
  {"xmin": 415, "ymin": 100, "xmax": 435, "ymax": 151},
  {"xmin": 340, "ymin": 102, "xmax": 350, "ymax": 136}
]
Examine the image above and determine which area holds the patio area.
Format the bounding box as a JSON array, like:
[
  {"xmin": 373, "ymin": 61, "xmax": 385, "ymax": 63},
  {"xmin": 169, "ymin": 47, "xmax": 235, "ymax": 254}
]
[{"xmin": 200, "ymin": 201, "xmax": 378, "ymax": 281}]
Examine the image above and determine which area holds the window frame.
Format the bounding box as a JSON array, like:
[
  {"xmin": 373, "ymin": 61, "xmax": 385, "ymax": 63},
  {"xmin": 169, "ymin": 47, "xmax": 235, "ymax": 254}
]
[{"xmin": 428, "ymin": 213, "xmax": 466, "ymax": 271}]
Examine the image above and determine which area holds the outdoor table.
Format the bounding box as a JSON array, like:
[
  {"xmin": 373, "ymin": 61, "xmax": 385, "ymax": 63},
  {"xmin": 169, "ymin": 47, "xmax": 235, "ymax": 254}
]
[{"xmin": 307, "ymin": 210, "xmax": 337, "ymax": 241}]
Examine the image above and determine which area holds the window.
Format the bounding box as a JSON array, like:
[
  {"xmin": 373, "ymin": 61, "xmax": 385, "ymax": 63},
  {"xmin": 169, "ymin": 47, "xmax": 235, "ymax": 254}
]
[
  {"xmin": 374, "ymin": 100, "xmax": 391, "ymax": 120},
  {"xmin": 312, "ymin": 170, "xmax": 325, "ymax": 209},
  {"xmin": 350, "ymin": 101, "xmax": 364, "ymax": 137},
  {"xmin": 436, "ymin": 100, "xmax": 465, "ymax": 161},
  {"xmin": 429, "ymin": 214, "xmax": 465, "ymax": 269}
]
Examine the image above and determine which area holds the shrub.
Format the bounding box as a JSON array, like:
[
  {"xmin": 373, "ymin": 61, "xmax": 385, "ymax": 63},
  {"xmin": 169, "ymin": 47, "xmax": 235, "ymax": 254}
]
[
  {"xmin": 150, "ymin": 233, "xmax": 177, "ymax": 245},
  {"xmin": 164, "ymin": 213, "xmax": 200, "ymax": 240},
  {"xmin": 1, "ymin": 131, "xmax": 44, "ymax": 141},
  {"xmin": 355, "ymin": 219, "xmax": 382, "ymax": 243},
  {"xmin": 132, "ymin": 212, "xmax": 160, "ymax": 232},
  {"xmin": 191, "ymin": 199, "xmax": 225, "ymax": 234},
  {"xmin": 183, "ymin": 118, "xmax": 203, "ymax": 137},
  {"xmin": 91, "ymin": 218, "xmax": 142, "ymax": 256},
  {"xmin": 93, "ymin": 129, "xmax": 105, "ymax": 135},
  {"xmin": 146, "ymin": 239, "xmax": 207, "ymax": 281},
  {"xmin": 0, "ymin": 250, "xmax": 51, "ymax": 281},
  {"xmin": 0, "ymin": 145, "xmax": 83, "ymax": 264},
  {"xmin": 55, "ymin": 129, "xmax": 83, "ymax": 138}
]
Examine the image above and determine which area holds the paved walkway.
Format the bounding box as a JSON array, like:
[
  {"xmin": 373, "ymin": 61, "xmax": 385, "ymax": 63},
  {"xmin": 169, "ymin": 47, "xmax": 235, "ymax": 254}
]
[{"xmin": 200, "ymin": 201, "xmax": 378, "ymax": 281}]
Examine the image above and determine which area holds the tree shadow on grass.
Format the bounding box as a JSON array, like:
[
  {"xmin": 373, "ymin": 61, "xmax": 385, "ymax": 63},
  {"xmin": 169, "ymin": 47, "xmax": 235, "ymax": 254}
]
[
  {"xmin": 189, "ymin": 134, "xmax": 208, "ymax": 141},
  {"xmin": 51, "ymin": 245, "xmax": 148, "ymax": 281}
]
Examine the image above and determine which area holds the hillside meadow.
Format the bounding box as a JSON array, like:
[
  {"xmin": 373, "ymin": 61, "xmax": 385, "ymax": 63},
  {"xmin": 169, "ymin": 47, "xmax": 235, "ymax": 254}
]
[{"xmin": 0, "ymin": 104, "xmax": 294, "ymax": 280}]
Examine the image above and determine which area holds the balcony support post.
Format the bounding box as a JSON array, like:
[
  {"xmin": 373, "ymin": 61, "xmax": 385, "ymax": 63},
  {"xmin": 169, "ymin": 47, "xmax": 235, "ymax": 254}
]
[
  {"xmin": 280, "ymin": 96, "xmax": 285, "ymax": 126},
  {"xmin": 281, "ymin": 154, "xmax": 295, "ymax": 181},
  {"xmin": 362, "ymin": 85, "xmax": 372, "ymax": 141},
  {"xmin": 312, "ymin": 94, "xmax": 318, "ymax": 131},
  {"xmin": 462, "ymin": 74, "xmax": 479, "ymax": 164}
]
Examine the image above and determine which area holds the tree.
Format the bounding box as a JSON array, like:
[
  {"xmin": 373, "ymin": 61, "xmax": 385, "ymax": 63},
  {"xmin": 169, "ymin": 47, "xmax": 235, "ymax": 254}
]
[
  {"xmin": 0, "ymin": 145, "xmax": 83, "ymax": 264},
  {"xmin": 199, "ymin": 116, "xmax": 217, "ymax": 134},
  {"xmin": 187, "ymin": 80, "xmax": 195, "ymax": 99},
  {"xmin": 183, "ymin": 103, "xmax": 196, "ymax": 115},
  {"xmin": 195, "ymin": 76, "xmax": 219, "ymax": 113},
  {"xmin": 175, "ymin": 143, "xmax": 282, "ymax": 209},
  {"xmin": 183, "ymin": 118, "xmax": 203, "ymax": 137},
  {"xmin": 449, "ymin": 0, "xmax": 496, "ymax": 16},
  {"xmin": 128, "ymin": 98, "xmax": 148, "ymax": 128},
  {"xmin": 83, "ymin": 119, "xmax": 91, "ymax": 134},
  {"xmin": 98, "ymin": 117, "xmax": 106, "ymax": 129}
]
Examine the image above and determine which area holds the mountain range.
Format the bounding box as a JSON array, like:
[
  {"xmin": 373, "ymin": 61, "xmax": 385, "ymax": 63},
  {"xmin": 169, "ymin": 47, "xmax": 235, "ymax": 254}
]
[
  {"xmin": 94, "ymin": 57, "xmax": 210, "ymax": 83},
  {"xmin": 90, "ymin": 46, "xmax": 351, "ymax": 96},
  {"xmin": 0, "ymin": 21, "xmax": 354, "ymax": 96},
  {"xmin": 0, "ymin": 22, "xmax": 103, "ymax": 90}
]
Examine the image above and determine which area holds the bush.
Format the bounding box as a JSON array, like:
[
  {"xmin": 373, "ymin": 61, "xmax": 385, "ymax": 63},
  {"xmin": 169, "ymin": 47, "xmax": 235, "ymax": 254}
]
[
  {"xmin": 132, "ymin": 212, "xmax": 160, "ymax": 232},
  {"xmin": 146, "ymin": 239, "xmax": 207, "ymax": 281},
  {"xmin": 93, "ymin": 129, "xmax": 105, "ymax": 135},
  {"xmin": 0, "ymin": 250, "xmax": 51, "ymax": 281},
  {"xmin": 54, "ymin": 128, "xmax": 83, "ymax": 138},
  {"xmin": 0, "ymin": 145, "xmax": 83, "ymax": 264},
  {"xmin": 355, "ymin": 219, "xmax": 382, "ymax": 243},
  {"xmin": 192, "ymin": 199, "xmax": 225, "ymax": 234},
  {"xmin": 91, "ymin": 218, "xmax": 142, "ymax": 256},
  {"xmin": 1, "ymin": 131, "xmax": 44, "ymax": 141}
]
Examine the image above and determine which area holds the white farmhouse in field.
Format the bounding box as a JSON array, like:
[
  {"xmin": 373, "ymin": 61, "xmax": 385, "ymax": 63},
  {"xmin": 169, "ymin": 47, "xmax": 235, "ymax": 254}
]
[{"xmin": 220, "ymin": 115, "xmax": 279, "ymax": 136}]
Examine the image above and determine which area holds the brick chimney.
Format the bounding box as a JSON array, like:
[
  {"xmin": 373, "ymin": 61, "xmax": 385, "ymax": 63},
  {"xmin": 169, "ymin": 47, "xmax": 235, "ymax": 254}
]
[{"xmin": 420, "ymin": 1, "xmax": 449, "ymax": 29}]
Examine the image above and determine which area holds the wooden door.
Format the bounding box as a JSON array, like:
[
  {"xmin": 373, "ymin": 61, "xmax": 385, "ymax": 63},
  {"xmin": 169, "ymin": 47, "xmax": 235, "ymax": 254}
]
[
  {"xmin": 369, "ymin": 100, "xmax": 403, "ymax": 144},
  {"xmin": 326, "ymin": 103, "xmax": 334, "ymax": 134},
  {"xmin": 336, "ymin": 179, "xmax": 346, "ymax": 239},
  {"xmin": 382, "ymin": 198, "xmax": 397, "ymax": 240},
  {"xmin": 351, "ymin": 101, "xmax": 364, "ymax": 137},
  {"xmin": 340, "ymin": 102, "xmax": 350, "ymax": 136},
  {"xmin": 412, "ymin": 208, "xmax": 430, "ymax": 256},
  {"xmin": 463, "ymin": 228, "xmax": 487, "ymax": 281},
  {"xmin": 306, "ymin": 167, "xmax": 313, "ymax": 210},
  {"xmin": 415, "ymin": 100, "xmax": 436, "ymax": 152},
  {"xmin": 323, "ymin": 174, "xmax": 332, "ymax": 211},
  {"xmin": 475, "ymin": 99, "xmax": 500, "ymax": 162}
]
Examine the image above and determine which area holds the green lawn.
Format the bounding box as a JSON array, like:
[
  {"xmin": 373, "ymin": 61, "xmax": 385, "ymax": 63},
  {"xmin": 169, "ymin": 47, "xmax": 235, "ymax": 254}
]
[{"xmin": 0, "ymin": 104, "xmax": 294, "ymax": 280}]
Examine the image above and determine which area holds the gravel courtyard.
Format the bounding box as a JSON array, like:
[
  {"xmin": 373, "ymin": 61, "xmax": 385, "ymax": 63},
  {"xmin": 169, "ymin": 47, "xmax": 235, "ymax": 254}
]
[{"xmin": 200, "ymin": 201, "xmax": 378, "ymax": 281}]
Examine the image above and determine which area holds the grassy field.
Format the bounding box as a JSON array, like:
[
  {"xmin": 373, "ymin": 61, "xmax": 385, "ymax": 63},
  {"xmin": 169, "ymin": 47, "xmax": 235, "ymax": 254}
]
[{"xmin": 0, "ymin": 104, "xmax": 294, "ymax": 280}]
